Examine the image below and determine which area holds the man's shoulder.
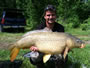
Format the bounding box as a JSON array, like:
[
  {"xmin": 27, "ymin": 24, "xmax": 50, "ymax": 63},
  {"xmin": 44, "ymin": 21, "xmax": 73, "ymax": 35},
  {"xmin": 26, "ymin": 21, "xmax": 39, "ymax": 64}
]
[
  {"xmin": 54, "ymin": 22, "xmax": 65, "ymax": 32},
  {"xmin": 55, "ymin": 22, "xmax": 64, "ymax": 28}
]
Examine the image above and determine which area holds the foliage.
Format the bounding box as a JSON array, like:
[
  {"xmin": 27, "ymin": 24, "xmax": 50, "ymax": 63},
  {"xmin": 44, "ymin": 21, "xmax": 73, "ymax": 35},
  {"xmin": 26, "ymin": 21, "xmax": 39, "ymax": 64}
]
[
  {"xmin": 57, "ymin": 0, "xmax": 90, "ymax": 28},
  {"xmin": 0, "ymin": 0, "xmax": 16, "ymax": 8},
  {"xmin": 80, "ymin": 18, "xmax": 90, "ymax": 30},
  {"xmin": 0, "ymin": 0, "xmax": 90, "ymax": 29}
]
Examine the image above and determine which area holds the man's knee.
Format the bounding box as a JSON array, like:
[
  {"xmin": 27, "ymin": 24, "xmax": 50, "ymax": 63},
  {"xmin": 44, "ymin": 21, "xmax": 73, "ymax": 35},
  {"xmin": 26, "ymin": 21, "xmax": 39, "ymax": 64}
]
[
  {"xmin": 53, "ymin": 54, "xmax": 68, "ymax": 68},
  {"xmin": 29, "ymin": 51, "xmax": 44, "ymax": 65}
]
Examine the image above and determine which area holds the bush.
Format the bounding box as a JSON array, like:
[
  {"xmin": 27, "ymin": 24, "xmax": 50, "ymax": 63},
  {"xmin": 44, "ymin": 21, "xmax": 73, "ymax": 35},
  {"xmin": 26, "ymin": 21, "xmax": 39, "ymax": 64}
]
[
  {"xmin": 80, "ymin": 24, "xmax": 88, "ymax": 31},
  {"xmin": 64, "ymin": 23, "xmax": 73, "ymax": 31},
  {"xmin": 57, "ymin": 15, "xmax": 80, "ymax": 31},
  {"xmin": 66, "ymin": 15, "xmax": 80, "ymax": 28},
  {"xmin": 80, "ymin": 18, "xmax": 90, "ymax": 31}
]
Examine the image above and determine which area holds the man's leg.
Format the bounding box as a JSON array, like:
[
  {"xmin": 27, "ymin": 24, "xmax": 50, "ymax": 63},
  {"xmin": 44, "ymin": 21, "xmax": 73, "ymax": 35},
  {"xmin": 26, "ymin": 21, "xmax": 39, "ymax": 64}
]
[
  {"xmin": 36, "ymin": 62, "xmax": 46, "ymax": 68},
  {"xmin": 55, "ymin": 59, "xmax": 64, "ymax": 68},
  {"xmin": 55, "ymin": 54, "xmax": 68, "ymax": 68},
  {"xmin": 29, "ymin": 51, "xmax": 46, "ymax": 68}
]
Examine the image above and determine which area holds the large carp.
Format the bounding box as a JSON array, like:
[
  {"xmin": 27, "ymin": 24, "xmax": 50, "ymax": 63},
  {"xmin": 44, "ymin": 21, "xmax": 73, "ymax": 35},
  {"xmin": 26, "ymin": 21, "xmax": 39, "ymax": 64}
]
[{"xmin": 9, "ymin": 31, "xmax": 85, "ymax": 63}]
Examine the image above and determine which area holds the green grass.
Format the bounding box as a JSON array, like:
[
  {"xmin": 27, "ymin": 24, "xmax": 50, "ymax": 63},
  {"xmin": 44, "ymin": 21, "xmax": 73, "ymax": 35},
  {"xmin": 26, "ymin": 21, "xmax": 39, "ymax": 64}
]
[
  {"xmin": 66, "ymin": 28, "xmax": 90, "ymax": 36},
  {"xmin": 0, "ymin": 29, "xmax": 90, "ymax": 68},
  {"xmin": 67, "ymin": 44, "xmax": 90, "ymax": 68},
  {"xmin": 0, "ymin": 49, "xmax": 35, "ymax": 68}
]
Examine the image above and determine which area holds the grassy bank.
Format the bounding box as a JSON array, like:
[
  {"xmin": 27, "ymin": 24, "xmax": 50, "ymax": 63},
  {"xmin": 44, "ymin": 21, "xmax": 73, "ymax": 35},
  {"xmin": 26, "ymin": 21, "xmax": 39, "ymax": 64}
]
[
  {"xmin": 66, "ymin": 28, "xmax": 90, "ymax": 36},
  {"xmin": 67, "ymin": 44, "xmax": 90, "ymax": 68}
]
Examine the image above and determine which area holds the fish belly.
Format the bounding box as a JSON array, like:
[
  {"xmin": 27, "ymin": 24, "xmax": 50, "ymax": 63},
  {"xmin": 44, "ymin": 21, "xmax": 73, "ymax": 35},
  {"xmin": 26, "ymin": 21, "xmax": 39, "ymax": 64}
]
[{"xmin": 36, "ymin": 39, "xmax": 66, "ymax": 54}]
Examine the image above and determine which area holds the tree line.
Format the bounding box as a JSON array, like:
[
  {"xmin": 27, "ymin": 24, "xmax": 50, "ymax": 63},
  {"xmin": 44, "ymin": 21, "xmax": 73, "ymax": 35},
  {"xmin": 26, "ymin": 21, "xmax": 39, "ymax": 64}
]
[{"xmin": 0, "ymin": 0, "xmax": 90, "ymax": 30}]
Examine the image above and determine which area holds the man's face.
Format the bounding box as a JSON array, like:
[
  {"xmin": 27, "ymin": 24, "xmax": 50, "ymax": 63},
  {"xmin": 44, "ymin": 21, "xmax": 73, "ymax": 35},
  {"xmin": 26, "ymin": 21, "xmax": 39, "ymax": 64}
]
[{"xmin": 44, "ymin": 10, "xmax": 56, "ymax": 24}]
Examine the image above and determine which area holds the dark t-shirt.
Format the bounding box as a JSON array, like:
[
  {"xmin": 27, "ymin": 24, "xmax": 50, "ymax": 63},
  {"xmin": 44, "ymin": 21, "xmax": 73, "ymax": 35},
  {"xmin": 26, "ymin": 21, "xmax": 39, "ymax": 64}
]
[{"xmin": 36, "ymin": 22, "xmax": 65, "ymax": 32}]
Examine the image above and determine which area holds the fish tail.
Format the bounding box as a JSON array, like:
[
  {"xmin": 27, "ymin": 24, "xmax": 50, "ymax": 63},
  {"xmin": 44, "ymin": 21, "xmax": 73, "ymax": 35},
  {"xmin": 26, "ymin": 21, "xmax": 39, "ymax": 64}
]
[
  {"xmin": 9, "ymin": 43, "xmax": 17, "ymax": 51},
  {"xmin": 10, "ymin": 47, "xmax": 20, "ymax": 62}
]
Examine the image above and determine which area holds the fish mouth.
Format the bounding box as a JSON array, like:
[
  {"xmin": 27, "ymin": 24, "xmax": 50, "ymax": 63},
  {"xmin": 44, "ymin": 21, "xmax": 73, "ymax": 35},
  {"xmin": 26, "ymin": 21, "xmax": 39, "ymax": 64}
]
[{"xmin": 80, "ymin": 44, "xmax": 85, "ymax": 48}]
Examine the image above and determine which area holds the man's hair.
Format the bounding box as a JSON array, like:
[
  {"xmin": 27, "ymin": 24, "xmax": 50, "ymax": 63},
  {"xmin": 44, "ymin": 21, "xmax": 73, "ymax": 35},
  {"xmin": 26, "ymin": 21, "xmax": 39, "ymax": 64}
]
[
  {"xmin": 44, "ymin": 5, "xmax": 56, "ymax": 12},
  {"xmin": 44, "ymin": 5, "xmax": 56, "ymax": 15}
]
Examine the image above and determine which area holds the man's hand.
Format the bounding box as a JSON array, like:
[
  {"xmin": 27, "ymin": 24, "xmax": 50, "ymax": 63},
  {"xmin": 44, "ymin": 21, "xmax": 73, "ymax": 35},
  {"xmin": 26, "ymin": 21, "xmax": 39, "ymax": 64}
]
[{"xmin": 30, "ymin": 46, "xmax": 38, "ymax": 51}]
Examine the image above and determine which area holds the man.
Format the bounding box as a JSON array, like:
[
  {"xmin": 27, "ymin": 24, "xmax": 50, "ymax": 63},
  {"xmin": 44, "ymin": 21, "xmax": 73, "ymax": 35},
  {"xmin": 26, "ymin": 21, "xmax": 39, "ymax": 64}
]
[{"xmin": 29, "ymin": 5, "xmax": 68, "ymax": 68}]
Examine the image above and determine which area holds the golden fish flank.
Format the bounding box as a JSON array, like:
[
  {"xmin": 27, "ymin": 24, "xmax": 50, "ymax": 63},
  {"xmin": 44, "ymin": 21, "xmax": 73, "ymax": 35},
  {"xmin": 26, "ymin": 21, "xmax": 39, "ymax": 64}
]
[{"xmin": 9, "ymin": 32, "xmax": 85, "ymax": 63}]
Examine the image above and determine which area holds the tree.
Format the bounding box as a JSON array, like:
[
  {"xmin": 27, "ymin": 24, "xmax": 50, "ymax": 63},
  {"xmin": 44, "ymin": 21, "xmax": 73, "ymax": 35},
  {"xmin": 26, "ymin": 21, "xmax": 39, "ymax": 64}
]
[{"xmin": 57, "ymin": 0, "xmax": 90, "ymax": 28}]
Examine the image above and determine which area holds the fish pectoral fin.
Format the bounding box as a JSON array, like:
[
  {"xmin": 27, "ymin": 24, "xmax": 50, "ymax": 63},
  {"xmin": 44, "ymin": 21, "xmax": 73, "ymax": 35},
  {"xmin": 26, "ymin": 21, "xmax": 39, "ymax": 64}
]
[
  {"xmin": 63, "ymin": 47, "xmax": 69, "ymax": 60},
  {"xmin": 43, "ymin": 54, "xmax": 51, "ymax": 63},
  {"xmin": 10, "ymin": 47, "xmax": 20, "ymax": 62}
]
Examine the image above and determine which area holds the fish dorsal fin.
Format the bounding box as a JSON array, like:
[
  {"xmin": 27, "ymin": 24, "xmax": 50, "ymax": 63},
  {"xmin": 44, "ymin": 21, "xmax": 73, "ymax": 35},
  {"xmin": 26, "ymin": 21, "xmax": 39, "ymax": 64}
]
[{"xmin": 43, "ymin": 54, "xmax": 51, "ymax": 63}]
